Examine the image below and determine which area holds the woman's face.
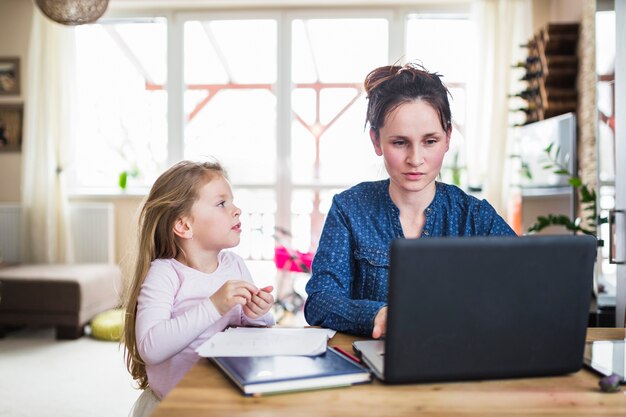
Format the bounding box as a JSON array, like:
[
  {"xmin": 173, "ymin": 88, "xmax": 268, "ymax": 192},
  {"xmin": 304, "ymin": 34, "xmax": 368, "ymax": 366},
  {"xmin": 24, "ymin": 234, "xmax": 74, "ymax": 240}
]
[{"xmin": 370, "ymin": 99, "xmax": 450, "ymax": 195}]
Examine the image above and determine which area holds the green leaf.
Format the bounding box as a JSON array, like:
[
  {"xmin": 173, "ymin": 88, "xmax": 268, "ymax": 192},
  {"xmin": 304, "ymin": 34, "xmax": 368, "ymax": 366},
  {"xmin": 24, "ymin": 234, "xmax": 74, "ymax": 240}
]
[
  {"xmin": 532, "ymin": 140, "xmax": 600, "ymax": 237},
  {"xmin": 520, "ymin": 162, "xmax": 533, "ymax": 180},
  {"xmin": 580, "ymin": 186, "xmax": 594, "ymax": 201},
  {"xmin": 569, "ymin": 177, "xmax": 582, "ymax": 187},
  {"xmin": 590, "ymin": 189, "xmax": 597, "ymax": 199},
  {"xmin": 118, "ymin": 171, "xmax": 128, "ymax": 190},
  {"xmin": 527, "ymin": 213, "xmax": 580, "ymax": 234}
]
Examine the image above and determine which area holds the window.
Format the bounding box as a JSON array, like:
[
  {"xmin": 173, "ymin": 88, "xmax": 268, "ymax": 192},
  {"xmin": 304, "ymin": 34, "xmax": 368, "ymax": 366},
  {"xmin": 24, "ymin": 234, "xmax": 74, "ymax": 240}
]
[
  {"xmin": 74, "ymin": 18, "xmax": 167, "ymax": 191},
  {"xmin": 183, "ymin": 19, "xmax": 277, "ymax": 185},
  {"xmin": 405, "ymin": 14, "xmax": 476, "ymax": 188},
  {"xmin": 288, "ymin": 17, "xmax": 390, "ymax": 252},
  {"xmin": 73, "ymin": 6, "xmax": 475, "ymax": 260}
]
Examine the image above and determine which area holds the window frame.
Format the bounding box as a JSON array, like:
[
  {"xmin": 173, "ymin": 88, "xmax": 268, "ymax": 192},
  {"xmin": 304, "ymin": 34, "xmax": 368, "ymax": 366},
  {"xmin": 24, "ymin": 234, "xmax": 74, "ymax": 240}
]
[{"xmin": 72, "ymin": 4, "xmax": 473, "ymax": 254}]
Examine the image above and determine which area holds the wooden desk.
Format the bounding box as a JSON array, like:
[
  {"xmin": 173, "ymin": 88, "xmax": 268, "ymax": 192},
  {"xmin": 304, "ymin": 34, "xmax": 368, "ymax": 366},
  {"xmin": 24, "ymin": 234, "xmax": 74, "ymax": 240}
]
[{"xmin": 152, "ymin": 328, "xmax": 626, "ymax": 417}]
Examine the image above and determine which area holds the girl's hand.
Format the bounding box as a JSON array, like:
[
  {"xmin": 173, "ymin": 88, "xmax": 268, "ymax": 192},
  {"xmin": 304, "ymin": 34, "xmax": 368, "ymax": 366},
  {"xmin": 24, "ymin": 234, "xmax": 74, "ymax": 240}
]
[
  {"xmin": 243, "ymin": 285, "xmax": 275, "ymax": 319},
  {"xmin": 372, "ymin": 306, "xmax": 387, "ymax": 339},
  {"xmin": 210, "ymin": 280, "xmax": 258, "ymax": 315}
]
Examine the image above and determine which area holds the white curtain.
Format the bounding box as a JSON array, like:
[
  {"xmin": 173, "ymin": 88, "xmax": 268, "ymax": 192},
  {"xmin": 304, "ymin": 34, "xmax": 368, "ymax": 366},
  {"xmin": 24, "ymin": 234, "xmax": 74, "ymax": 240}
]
[
  {"xmin": 466, "ymin": 0, "xmax": 532, "ymax": 218},
  {"xmin": 21, "ymin": 8, "xmax": 76, "ymax": 263}
]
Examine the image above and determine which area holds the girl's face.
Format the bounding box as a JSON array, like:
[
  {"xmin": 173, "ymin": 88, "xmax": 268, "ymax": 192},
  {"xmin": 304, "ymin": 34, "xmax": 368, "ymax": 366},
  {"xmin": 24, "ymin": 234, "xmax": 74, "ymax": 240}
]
[
  {"xmin": 370, "ymin": 100, "xmax": 450, "ymax": 196},
  {"xmin": 186, "ymin": 175, "xmax": 242, "ymax": 251}
]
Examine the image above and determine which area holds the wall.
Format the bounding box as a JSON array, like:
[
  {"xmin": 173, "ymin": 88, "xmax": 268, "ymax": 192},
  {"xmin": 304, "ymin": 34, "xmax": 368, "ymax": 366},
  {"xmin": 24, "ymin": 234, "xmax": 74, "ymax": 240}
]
[
  {"xmin": 0, "ymin": 0, "xmax": 141, "ymax": 265},
  {"xmin": 0, "ymin": 0, "xmax": 593, "ymax": 265},
  {"xmin": 548, "ymin": 0, "xmax": 584, "ymax": 22},
  {"xmin": 533, "ymin": 0, "xmax": 600, "ymax": 235},
  {"xmin": 70, "ymin": 195, "xmax": 144, "ymax": 269},
  {"xmin": 614, "ymin": 0, "xmax": 626, "ymax": 326},
  {"xmin": 0, "ymin": 0, "xmax": 32, "ymax": 202},
  {"xmin": 532, "ymin": 0, "xmax": 584, "ymax": 31}
]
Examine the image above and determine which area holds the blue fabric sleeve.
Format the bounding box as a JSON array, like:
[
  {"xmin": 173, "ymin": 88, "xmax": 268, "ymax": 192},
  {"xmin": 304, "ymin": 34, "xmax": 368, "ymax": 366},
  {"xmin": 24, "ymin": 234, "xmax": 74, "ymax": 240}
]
[
  {"xmin": 478, "ymin": 199, "xmax": 517, "ymax": 236},
  {"xmin": 304, "ymin": 197, "xmax": 386, "ymax": 336}
]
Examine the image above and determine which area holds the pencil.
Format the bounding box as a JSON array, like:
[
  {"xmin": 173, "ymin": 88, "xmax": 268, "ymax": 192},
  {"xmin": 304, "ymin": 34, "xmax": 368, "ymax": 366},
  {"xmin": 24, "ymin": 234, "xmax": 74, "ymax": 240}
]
[{"xmin": 333, "ymin": 346, "xmax": 362, "ymax": 364}]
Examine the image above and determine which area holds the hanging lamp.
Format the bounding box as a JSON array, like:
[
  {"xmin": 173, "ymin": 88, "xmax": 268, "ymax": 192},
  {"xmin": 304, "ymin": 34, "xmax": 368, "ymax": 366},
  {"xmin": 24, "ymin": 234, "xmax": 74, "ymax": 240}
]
[{"xmin": 35, "ymin": 0, "xmax": 109, "ymax": 26}]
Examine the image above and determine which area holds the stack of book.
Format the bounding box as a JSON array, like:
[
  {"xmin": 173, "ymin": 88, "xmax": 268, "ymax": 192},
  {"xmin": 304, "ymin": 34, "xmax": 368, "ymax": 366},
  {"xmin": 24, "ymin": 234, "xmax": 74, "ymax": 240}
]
[
  {"xmin": 197, "ymin": 327, "xmax": 371, "ymax": 396},
  {"xmin": 211, "ymin": 347, "xmax": 371, "ymax": 396}
]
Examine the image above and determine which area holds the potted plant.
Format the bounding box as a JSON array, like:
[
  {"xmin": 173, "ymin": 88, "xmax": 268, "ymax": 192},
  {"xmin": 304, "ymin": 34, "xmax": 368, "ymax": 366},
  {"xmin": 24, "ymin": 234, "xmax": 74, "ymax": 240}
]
[
  {"xmin": 526, "ymin": 144, "xmax": 613, "ymax": 320},
  {"xmin": 527, "ymin": 143, "xmax": 606, "ymax": 238}
]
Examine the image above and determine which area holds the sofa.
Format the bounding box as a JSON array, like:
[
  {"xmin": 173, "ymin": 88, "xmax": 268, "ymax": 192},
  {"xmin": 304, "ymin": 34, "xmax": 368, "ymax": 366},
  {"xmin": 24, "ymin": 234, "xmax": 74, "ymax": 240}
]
[{"xmin": 0, "ymin": 263, "xmax": 123, "ymax": 339}]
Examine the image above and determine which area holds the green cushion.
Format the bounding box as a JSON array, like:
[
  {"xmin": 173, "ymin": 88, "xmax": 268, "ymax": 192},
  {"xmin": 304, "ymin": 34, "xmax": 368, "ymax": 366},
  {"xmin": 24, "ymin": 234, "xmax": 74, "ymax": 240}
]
[{"xmin": 90, "ymin": 308, "xmax": 124, "ymax": 341}]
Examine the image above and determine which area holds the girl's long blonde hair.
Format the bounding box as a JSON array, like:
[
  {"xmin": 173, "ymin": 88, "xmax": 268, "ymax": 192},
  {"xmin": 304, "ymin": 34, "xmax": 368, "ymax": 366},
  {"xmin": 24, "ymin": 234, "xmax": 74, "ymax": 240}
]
[{"xmin": 122, "ymin": 160, "xmax": 226, "ymax": 389}]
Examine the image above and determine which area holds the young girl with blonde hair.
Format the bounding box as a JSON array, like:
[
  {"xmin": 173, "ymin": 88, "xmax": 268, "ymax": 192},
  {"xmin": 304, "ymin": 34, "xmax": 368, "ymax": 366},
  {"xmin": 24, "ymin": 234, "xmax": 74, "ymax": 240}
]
[{"xmin": 123, "ymin": 160, "xmax": 275, "ymax": 417}]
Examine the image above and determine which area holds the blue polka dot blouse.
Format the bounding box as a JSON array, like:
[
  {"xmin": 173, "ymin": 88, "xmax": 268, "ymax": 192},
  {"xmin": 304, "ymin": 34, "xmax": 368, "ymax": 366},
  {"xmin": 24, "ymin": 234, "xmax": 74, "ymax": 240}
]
[{"xmin": 303, "ymin": 179, "xmax": 516, "ymax": 336}]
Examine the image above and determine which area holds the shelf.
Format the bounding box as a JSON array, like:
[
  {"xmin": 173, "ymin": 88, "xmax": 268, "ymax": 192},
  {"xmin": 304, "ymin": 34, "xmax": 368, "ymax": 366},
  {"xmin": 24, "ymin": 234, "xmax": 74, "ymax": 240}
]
[
  {"xmin": 510, "ymin": 23, "xmax": 579, "ymax": 125},
  {"xmin": 520, "ymin": 186, "xmax": 572, "ymax": 197}
]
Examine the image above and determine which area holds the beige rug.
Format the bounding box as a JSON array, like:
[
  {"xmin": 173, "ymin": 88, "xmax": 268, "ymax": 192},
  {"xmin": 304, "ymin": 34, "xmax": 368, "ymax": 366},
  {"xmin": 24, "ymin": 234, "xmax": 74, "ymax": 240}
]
[{"xmin": 0, "ymin": 326, "xmax": 140, "ymax": 417}]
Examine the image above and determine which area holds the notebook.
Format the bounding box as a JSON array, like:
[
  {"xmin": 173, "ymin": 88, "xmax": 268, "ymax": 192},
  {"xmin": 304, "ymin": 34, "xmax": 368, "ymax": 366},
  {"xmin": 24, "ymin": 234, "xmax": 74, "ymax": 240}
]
[
  {"xmin": 210, "ymin": 347, "xmax": 371, "ymax": 396},
  {"xmin": 353, "ymin": 235, "xmax": 597, "ymax": 383}
]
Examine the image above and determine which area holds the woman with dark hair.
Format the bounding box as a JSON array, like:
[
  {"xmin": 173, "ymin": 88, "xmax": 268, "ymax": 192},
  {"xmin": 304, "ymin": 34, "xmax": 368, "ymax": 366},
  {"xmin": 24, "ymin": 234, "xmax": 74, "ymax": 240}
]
[{"xmin": 304, "ymin": 62, "xmax": 516, "ymax": 338}]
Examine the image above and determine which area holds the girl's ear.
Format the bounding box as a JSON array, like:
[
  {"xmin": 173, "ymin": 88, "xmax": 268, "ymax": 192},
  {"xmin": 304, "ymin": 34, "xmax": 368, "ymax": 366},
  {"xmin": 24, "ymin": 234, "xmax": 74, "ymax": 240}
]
[
  {"xmin": 370, "ymin": 128, "xmax": 383, "ymax": 156},
  {"xmin": 173, "ymin": 217, "xmax": 193, "ymax": 239}
]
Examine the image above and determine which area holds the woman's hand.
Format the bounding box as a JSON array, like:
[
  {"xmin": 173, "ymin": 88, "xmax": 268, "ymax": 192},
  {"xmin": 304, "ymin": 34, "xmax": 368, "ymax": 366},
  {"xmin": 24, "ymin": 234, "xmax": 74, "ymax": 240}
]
[
  {"xmin": 372, "ymin": 306, "xmax": 387, "ymax": 339},
  {"xmin": 243, "ymin": 285, "xmax": 275, "ymax": 319},
  {"xmin": 210, "ymin": 280, "xmax": 258, "ymax": 315}
]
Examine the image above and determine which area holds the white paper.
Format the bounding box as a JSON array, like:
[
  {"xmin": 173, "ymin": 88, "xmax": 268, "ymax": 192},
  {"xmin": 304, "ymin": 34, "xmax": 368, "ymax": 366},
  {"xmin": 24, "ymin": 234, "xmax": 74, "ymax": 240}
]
[
  {"xmin": 224, "ymin": 326, "xmax": 336, "ymax": 339},
  {"xmin": 196, "ymin": 327, "xmax": 335, "ymax": 357}
]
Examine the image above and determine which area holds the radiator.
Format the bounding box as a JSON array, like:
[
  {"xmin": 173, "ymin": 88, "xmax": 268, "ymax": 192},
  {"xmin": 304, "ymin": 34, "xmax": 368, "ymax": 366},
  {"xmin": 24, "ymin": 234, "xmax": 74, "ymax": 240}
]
[
  {"xmin": 0, "ymin": 203, "xmax": 114, "ymax": 263},
  {"xmin": 69, "ymin": 203, "xmax": 115, "ymax": 263},
  {"xmin": 0, "ymin": 203, "xmax": 22, "ymax": 263}
]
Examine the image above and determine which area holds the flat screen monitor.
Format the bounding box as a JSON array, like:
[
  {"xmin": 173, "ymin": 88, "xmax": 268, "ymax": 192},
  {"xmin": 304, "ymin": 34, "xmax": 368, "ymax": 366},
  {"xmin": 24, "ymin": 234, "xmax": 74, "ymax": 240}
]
[
  {"xmin": 517, "ymin": 113, "xmax": 577, "ymax": 232},
  {"xmin": 518, "ymin": 112, "xmax": 576, "ymax": 189}
]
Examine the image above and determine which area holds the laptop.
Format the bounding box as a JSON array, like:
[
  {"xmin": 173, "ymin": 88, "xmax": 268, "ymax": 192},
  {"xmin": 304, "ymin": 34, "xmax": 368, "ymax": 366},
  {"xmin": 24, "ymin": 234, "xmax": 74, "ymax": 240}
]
[{"xmin": 353, "ymin": 235, "xmax": 597, "ymax": 383}]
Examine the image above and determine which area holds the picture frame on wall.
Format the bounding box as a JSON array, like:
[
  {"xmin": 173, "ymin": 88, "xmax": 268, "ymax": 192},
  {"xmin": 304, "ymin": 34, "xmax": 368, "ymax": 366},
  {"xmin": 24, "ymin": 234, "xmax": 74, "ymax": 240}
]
[
  {"xmin": 0, "ymin": 104, "xmax": 23, "ymax": 152},
  {"xmin": 0, "ymin": 57, "xmax": 20, "ymax": 96}
]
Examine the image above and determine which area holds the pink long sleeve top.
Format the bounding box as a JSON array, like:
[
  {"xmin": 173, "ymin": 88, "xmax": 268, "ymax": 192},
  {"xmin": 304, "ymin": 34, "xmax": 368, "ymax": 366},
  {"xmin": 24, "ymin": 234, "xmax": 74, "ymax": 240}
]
[{"xmin": 135, "ymin": 251, "xmax": 275, "ymax": 398}]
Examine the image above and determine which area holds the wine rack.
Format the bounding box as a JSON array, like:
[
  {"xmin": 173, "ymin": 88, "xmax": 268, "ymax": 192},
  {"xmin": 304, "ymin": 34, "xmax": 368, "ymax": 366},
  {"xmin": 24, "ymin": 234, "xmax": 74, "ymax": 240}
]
[{"xmin": 510, "ymin": 23, "xmax": 580, "ymax": 125}]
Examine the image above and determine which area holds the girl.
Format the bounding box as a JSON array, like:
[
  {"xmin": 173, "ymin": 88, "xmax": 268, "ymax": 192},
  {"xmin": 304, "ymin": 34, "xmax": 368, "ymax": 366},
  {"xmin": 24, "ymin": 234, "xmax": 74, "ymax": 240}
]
[
  {"xmin": 123, "ymin": 160, "xmax": 275, "ymax": 417},
  {"xmin": 304, "ymin": 62, "xmax": 516, "ymax": 339}
]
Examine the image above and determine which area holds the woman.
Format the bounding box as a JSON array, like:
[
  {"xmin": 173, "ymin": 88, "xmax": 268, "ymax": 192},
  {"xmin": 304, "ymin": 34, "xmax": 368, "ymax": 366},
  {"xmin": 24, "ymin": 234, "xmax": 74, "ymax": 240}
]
[{"xmin": 303, "ymin": 63, "xmax": 516, "ymax": 338}]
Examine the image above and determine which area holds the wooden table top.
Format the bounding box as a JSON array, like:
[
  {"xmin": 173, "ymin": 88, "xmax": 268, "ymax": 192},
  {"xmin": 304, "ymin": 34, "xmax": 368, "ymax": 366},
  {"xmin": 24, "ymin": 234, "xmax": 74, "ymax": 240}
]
[{"xmin": 152, "ymin": 328, "xmax": 626, "ymax": 417}]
